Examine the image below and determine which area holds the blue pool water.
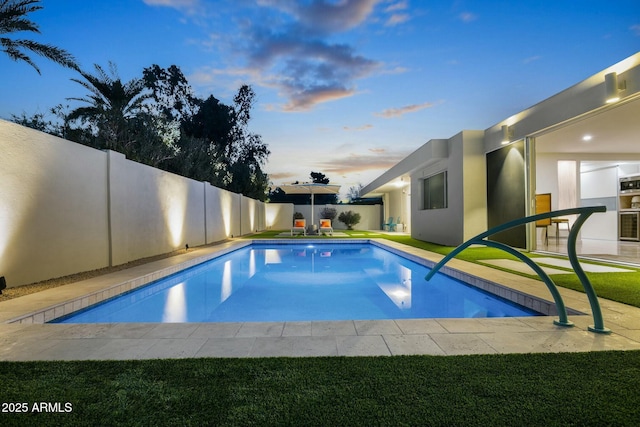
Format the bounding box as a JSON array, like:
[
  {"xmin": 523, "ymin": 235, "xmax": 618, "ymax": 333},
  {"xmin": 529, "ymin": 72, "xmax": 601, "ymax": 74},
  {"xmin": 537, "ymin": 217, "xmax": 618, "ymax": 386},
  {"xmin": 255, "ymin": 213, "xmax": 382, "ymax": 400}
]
[{"xmin": 53, "ymin": 243, "xmax": 539, "ymax": 323}]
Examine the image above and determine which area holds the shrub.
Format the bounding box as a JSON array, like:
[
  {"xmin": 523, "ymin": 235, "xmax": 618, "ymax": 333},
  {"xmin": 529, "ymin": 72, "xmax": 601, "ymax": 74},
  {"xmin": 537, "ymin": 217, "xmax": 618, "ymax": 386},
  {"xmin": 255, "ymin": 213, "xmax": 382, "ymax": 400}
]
[
  {"xmin": 320, "ymin": 207, "xmax": 337, "ymax": 220},
  {"xmin": 338, "ymin": 210, "xmax": 361, "ymax": 230}
]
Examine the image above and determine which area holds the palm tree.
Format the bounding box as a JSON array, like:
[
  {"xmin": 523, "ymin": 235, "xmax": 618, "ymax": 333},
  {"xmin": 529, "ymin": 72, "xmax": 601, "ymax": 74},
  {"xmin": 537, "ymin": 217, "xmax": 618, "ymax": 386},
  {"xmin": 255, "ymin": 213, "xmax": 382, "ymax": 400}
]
[
  {"xmin": 0, "ymin": 0, "xmax": 78, "ymax": 73},
  {"xmin": 67, "ymin": 62, "xmax": 151, "ymax": 152}
]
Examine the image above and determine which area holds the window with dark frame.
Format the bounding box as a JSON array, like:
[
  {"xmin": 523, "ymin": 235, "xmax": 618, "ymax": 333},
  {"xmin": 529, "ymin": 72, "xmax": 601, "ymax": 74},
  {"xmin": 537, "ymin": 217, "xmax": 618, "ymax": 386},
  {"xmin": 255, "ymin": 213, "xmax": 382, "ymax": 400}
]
[{"xmin": 422, "ymin": 171, "xmax": 447, "ymax": 210}]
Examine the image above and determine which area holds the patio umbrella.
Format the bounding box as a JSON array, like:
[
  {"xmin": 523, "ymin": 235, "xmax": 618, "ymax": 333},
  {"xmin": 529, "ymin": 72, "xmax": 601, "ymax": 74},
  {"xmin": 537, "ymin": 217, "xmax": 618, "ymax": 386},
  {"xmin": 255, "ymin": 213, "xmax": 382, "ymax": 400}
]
[{"xmin": 278, "ymin": 183, "xmax": 341, "ymax": 226}]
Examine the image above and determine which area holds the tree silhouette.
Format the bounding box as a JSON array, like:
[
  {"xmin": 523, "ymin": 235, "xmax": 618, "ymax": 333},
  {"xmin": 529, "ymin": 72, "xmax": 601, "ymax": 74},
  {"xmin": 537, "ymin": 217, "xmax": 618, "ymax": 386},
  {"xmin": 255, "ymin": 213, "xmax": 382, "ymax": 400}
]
[
  {"xmin": 310, "ymin": 171, "xmax": 330, "ymax": 184},
  {"xmin": 0, "ymin": 0, "xmax": 78, "ymax": 74},
  {"xmin": 65, "ymin": 62, "xmax": 176, "ymax": 166},
  {"xmin": 66, "ymin": 62, "xmax": 150, "ymax": 151}
]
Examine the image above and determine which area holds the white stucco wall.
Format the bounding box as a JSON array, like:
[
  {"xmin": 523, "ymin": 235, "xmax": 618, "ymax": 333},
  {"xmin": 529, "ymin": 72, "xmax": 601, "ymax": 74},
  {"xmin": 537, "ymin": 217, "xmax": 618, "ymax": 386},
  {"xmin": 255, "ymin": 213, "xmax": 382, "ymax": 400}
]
[
  {"xmin": 0, "ymin": 119, "xmax": 266, "ymax": 287},
  {"xmin": 411, "ymin": 160, "xmax": 453, "ymax": 244},
  {"xmin": 386, "ymin": 189, "xmax": 409, "ymax": 228},
  {"xmin": 240, "ymin": 196, "xmax": 265, "ymax": 235},
  {"xmin": 0, "ymin": 120, "xmax": 110, "ymax": 286},
  {"xmin": 290, "ymin": 204, "xmax": 381, "ymax": 230},
  {"xmin": 410, "ymin": 132, "xmax": 487, "ymax": 246},
  {"xmin": 461, "ymin": 130, "xmax": 487, "ymax": 240},
  {"xmin": 534, "ymin": 154, "xmax": 560, "ymax": 208},
  {"xmin": 580, "ymin": 166, "xmax": 618, "ymax": 240},
  {"xmin": 108, "ymin": 151, "xmax": 207, "ymax": 266},
  {"xmin": 265, "ymin": 203, "xmax": 295, "ymax": 229},
  {"xmin": 205, "ymin": 185, "xmax": 233, "ymax": 242}
]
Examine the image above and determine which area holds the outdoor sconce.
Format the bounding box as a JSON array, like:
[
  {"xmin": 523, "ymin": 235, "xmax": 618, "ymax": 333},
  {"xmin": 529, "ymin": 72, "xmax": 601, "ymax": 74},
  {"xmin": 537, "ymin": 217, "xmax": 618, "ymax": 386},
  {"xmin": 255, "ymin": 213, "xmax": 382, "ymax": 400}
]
[
  {"xmin": 604, "ymin": 72, "xmax": 626, "ymax": 104},
  {"xmin": 0, "ymin": 276, "xmax": 6, "ymax": 294},
  {"xmin": 501, "ymin": 125, "xmax": 514, "ymax": 145}
]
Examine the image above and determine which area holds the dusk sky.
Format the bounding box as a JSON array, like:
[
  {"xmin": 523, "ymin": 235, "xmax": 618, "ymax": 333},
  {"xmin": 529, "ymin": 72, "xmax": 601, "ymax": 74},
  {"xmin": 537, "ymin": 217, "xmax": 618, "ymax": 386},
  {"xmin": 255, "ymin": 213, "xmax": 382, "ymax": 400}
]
[{"xmin": 1, "ymin": 0, "xmax": 639, "ymax": 196}]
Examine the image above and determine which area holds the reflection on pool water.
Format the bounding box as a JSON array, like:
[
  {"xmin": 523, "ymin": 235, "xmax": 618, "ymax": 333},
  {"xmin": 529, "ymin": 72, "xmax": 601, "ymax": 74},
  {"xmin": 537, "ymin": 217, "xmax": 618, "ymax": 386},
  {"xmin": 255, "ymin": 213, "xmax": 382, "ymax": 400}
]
[{"xmin": 53, "ymin": 243, "xmax": 539, "ymax": 323}]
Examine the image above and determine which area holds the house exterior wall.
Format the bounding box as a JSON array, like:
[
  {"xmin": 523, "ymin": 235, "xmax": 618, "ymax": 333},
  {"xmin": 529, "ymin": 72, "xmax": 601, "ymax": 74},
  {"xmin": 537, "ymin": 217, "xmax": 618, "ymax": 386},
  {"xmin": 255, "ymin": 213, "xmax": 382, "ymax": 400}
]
[
  {"xmin": 0, "ymin": 119, "xmax": 265, "ymax": 287},
  {"xmin": 410, "ymin": 138, "xmax": 456, "ymax": 245},
  {"xmin": 460, "ymin": 130, "xmax": 487, "ymax": 240},
  {"xmin": 363, "ymin": 52, "xmax": 640, "ymax": 249},
  {"xmin": 486, "ymin": 140, "xmax": 527, "ymax": 248},
  {"xmin": 409, "ymin": 131, "xmax": 486, "ymax": 246},
  {"xmin": 386, "ymin": 189, "xmax": 407, "ymax": 227}
]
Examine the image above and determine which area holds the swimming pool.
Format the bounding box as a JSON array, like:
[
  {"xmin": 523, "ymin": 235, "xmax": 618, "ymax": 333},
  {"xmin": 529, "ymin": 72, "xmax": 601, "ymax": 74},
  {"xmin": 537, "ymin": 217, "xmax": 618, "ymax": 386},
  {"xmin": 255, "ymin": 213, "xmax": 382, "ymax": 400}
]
[{"xmin": 53, "ymin": 242, "xmax": 539, "ymax": 323}]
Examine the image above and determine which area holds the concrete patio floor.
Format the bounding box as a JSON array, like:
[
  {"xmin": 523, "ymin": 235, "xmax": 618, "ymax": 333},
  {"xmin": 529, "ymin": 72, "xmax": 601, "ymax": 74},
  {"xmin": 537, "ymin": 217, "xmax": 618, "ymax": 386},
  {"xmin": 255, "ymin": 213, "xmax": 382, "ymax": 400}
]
[{"xmin": 2, "ymin": 239, "xmax": 640, "ymax": 361}]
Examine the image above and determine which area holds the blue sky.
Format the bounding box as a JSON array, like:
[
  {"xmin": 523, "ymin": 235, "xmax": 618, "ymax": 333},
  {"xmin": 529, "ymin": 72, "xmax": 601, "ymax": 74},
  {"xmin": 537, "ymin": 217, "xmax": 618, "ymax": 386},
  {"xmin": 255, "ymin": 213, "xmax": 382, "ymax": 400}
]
[{"xmin": 1, "ymin": 0, "xmax": 639, "ymax": 194}]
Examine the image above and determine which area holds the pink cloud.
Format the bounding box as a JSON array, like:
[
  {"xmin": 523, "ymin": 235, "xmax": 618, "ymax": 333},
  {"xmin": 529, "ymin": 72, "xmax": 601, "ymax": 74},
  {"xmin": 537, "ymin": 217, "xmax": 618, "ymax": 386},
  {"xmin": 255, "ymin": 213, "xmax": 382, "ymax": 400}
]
[
  {"xmin": 374, "ymin": 101, "xmax": 437, "ymax": 118},
  {"xmin": 343, "ymin": 124, "xmax": 374, "ymax": 131},
  {"xmin": 313, "ymin": 151, "xmax": 410, "ymax": 175},
  {"xmin": 259, "ymin": 0, "xmax": 381, "ymax": 33}
]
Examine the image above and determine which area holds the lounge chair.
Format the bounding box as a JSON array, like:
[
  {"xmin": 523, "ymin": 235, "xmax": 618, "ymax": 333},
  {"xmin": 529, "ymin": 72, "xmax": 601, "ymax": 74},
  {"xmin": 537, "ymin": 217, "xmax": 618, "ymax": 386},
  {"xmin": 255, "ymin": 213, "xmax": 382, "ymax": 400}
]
[
  {"xmin": 291, "ymin": 219, "xmax": 306, "ymax": 236},
  {"xmin": 319, "ymin": 219, "xmax": 333, "ymax": 235},
  {"xmin": 382, "ymin": 216, "xmax": 397, "ymax": 231}
]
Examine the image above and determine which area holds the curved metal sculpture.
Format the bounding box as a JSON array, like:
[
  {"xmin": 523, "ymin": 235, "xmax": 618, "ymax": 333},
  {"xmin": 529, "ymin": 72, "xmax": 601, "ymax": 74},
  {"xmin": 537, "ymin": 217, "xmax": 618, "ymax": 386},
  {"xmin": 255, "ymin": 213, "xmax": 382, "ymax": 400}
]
[{"xmin": 424, "ymin": 206, "xmax": 610, "ymax": 333}]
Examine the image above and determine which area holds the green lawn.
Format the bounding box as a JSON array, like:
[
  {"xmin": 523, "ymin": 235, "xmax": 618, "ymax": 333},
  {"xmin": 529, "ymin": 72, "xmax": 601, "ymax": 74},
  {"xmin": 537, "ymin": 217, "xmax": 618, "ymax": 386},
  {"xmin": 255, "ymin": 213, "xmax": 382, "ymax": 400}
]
[
  {"xmin": 1, "ymin": 352, "xmax": 639, "ymax": 426},
  {"xmin": 248, "ymin": 230, "xmax": 640, "ymax": 308}
]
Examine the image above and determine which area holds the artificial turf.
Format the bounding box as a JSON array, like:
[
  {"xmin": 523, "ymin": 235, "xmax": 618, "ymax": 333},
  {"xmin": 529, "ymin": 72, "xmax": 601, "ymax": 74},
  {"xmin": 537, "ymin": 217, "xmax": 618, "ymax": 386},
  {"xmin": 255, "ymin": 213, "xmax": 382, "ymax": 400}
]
[{"xmin": 1, "ymin": 352, "xmax": 639, "ymax": 426}]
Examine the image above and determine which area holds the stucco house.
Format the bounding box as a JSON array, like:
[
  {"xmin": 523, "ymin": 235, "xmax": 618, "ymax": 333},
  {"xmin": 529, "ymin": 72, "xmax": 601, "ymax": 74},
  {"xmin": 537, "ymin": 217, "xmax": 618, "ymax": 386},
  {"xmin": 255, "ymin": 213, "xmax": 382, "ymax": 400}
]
[{"xmin": 362, "ymin": 52, "xmax": 640, "ymax": 253}]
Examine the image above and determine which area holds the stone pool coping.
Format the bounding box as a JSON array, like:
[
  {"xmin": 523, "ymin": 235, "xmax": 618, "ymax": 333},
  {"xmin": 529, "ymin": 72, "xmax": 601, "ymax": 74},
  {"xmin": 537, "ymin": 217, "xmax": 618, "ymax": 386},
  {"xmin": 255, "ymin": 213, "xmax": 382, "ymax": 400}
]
[{"xmin": 2, "ymin": 238, "xmax": 640, "ymax": 359}]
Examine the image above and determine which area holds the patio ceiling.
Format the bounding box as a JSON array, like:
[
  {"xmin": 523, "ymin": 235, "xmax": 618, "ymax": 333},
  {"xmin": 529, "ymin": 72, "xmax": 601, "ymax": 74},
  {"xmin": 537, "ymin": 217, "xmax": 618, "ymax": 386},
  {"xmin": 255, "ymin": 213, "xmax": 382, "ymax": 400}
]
[{"xmin": 535, "ymin": 96, "xmax": 640, "ymax": 158}]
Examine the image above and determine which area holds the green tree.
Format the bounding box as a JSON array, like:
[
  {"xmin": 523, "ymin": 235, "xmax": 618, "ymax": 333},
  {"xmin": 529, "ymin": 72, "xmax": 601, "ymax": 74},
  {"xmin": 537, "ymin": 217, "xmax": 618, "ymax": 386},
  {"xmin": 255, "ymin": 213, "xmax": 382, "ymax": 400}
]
[
  {"xmin": 178, "ymin": 84, "xmax": 270, "ymax": 200},
  {"xmin": 347, "ymin": 183, "xmax": 363, "ymax": 202},
  {"xmin": 66, "ymin": 62, "xmax": 175, "ymax": 166},
  {"xmin": 11, "ymin": 110, "xmax": 54, "ymax": 133},
  {"xmin": 10, "ymin": 104, "xmax": 86, "ymax": 141},
  {"xmin": 178, "ymin": 94, "xmax": 234, "ymax": 185},
  {"xmin": 11, "ymin": 60, "xmax": 270, "ymax": 200},
  {"xmin": 67, "ymin": 63, "xmax": 148, "ymax": 149},
  {"xmin": 143, "ymin": 64, "xmax": 198, "ymax": 123},
  {"xmin": 227, "ymin": 85, "xmax": 270, "ymax": 200},
  {"xmin": 0, "ymin": 0, "xmax": 78, "ymax": 74},
  {"xmin": 338, "ymin": 210, "xmax": 361, "ymax": 230},
  {"xmin": 320, "ymin": 206, "xmax": 337, "ymax": 220}
]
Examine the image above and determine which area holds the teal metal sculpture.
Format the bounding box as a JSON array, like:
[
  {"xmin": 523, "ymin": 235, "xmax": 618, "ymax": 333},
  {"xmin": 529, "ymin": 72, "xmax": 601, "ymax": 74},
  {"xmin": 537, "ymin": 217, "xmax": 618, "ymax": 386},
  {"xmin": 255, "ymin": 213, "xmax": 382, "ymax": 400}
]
[{"xmin": 424, "ymin": 206, "xmax": 610, "ymax": 334}]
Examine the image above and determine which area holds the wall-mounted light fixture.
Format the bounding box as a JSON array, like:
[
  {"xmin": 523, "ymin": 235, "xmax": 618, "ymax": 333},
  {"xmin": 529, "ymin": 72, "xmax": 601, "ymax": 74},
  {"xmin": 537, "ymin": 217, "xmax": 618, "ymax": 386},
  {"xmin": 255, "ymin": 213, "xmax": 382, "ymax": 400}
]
[
  {"xmin": 395, "ymin": 177, "xmax": 406, "ymax": 188},
  {"xmin": 501, "ymin": 125, "xmax": 514, "ymax": 145},
  {"xmin": 604, "ymin": 72, "xmax": 626, "ymax": 104}
]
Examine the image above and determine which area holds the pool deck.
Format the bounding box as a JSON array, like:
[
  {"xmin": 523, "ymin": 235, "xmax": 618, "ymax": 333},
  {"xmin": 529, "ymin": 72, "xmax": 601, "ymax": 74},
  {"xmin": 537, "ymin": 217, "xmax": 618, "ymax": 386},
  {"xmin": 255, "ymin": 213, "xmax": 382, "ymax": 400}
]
[{"xmin": 2, "ymin": 239, "xmax": 640, "ymax": 360}]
